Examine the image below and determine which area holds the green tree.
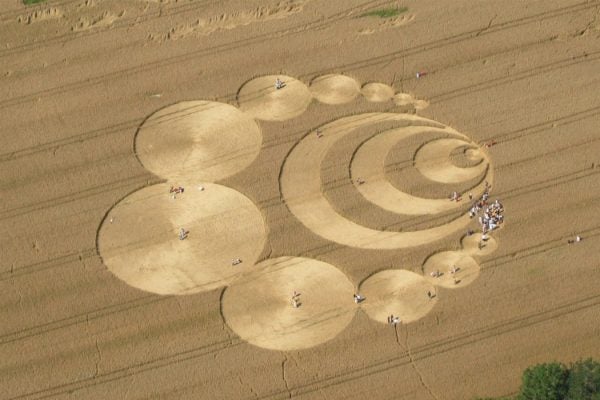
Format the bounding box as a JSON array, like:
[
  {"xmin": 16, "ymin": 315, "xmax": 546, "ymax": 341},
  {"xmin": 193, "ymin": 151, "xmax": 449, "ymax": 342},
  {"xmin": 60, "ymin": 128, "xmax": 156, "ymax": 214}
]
[
  {"xmin": 565, "ymin": 358, "xmax": 600, "ymax": 400},
  {"xmin": 518, "ymin": 362, "xmax": 569, "ymax": 400}
]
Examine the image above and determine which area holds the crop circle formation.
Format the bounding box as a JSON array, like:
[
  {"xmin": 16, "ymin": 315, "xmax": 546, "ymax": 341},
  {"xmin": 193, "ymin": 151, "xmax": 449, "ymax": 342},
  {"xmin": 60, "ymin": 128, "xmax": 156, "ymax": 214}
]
[
  {"xmin": 97, "ymin": 182, "xmax": 266, "ymax": 295},
  {"xmin": 97, "ymin": 74, "xmax": 502, "ymax": 351},
  {"xmin": 135, "ymin": 101, "xmax": 262, "ymax": 182},
  {"xmin": 221, "ymin": 257, "xmax": 356, "ymax": 351}
]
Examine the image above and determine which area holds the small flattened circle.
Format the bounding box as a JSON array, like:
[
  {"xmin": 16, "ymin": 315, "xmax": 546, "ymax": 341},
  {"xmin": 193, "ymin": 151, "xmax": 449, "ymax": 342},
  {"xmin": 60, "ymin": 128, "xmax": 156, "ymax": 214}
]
[
  {"xmin": 98, "ymin": 183, "xmax": 266, "ymax": 295},
  {"xmin": 422, "ymin": 251, "xmax": 480, "ymax": 288},
  {"xmin": 361, "ymin": 82, "xmax": 395, "ymax": 102},
  {"xmin": 135, "ymin": 101, "xmax": 262, "ymax": 182},
  {"xmin": 222, "ymin": 257, "xmax": 356, "ymax": 351},
  {"xmin": 309, "ymin": 74, "xmax": 361, "ymax": 104},
  {"xmin": 392, "ymin": 92, "xmax": 414, "ymax": 106},
  {"xmin": 392, "ymin": 93, "xmax": 429, "ymax": 110},
  {"xmin": 237, "ymin": 75, "xmax": 312, "ymax": 121},
  {"xmin": 359, "ymin": 270, "xmax": 437, "ymax": 324}
]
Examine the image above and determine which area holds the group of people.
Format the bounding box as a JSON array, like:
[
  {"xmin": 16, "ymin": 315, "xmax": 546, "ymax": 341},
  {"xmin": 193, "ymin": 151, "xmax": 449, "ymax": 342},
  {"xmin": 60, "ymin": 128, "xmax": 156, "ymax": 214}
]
[
  {"xmin": 429, "ymin": 268, "xmax": 460, "ymax": 285},
  {"xmin": 467, "ymin": 183, "xmax": 505, "ymax": 237},
  {"xmin": 170, "ymin": 185, "xmax": 184, "ymax": 199},
  {"xmin": 479, "ymin": 200, "xmax": 504, "ymax": 235}
]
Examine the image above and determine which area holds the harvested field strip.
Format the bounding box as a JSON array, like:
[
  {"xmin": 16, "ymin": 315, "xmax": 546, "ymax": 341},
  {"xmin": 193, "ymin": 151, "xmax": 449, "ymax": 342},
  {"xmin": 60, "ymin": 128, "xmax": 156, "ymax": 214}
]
[
  {"xmin": 0, "ymin": 173, "xmax": 154, "ymax": 221},
  {"xmin": 7, "ymin": 337, "xmax": 245, "ymax": 400},
  {"xmin": 2, "ymin": 38, "xmax": 599, "ymax": 167},
  {"xmin": 3, "ymin": 217, "xmax": 599, "ymax": 350},
  {"xmin": 0, "ymin": 247, "xmax": 97, "ymax": 281},
  {"xmin": 300, "ymin": 0, "xmax": 600, "ymax": 76},
  {"xmin": 0, "ymin": 0, "xmax": 219, "ymax": 54},
  {"xmin": 2, "ymin": 165, "xmax": 599, "ymax": 280},
  {"xmin": 481, "ymin": 224, "xmax": 600, "ymax": 270},
  {"xmin": 0, "ymin": 0, "xmax": 79, "ymax": 21},
  {"xmin": 8, "ymin": 291, "xmax": 600, "ymax": 400},
  {"xmin": 1, "ymin": 1, "xmax": 597, "ymax": 111},
  {"xmin": 0, "ymin": 294, "xmax": 167, "ymax": 345},
  {"xmin": 430, "ymin": 49, "xmax": 600, "ymax": 104},
  {"xmin": 0, "ymin": 0, "xmax": 391, "ymax": 103}
]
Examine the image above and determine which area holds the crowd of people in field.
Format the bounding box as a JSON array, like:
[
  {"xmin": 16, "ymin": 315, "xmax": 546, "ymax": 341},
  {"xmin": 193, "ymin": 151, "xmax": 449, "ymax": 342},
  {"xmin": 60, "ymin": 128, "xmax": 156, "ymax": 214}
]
[{"xmin": 462, "ymin": 182, "xmax": 505, "ymax": 245}]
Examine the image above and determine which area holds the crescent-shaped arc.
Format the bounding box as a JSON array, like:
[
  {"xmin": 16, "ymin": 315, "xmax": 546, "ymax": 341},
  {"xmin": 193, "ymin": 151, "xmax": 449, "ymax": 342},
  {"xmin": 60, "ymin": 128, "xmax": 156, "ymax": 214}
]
[
  {"xmin": 280, "ymin": 113, "xmax": 494, "ymax": 250},
  {"xmin": 351, "ymin": 127, "xmax": 491, "ymax": 215}
]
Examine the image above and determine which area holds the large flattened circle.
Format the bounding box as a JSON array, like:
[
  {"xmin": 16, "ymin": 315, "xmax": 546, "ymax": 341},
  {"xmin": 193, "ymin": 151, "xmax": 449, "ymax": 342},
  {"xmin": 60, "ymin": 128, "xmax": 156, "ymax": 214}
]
[
  {"xmin": 309, "ymin": 74, "xmax": 361, "ymax": 105},
  {"xmin": 222, "ymin": 257, "xmax": 356, "ymax": 351},
  {"xmin": 360, "ymin": 270, "xmax": 437, "ymax": 324},
  {"xmin": 237, "ymin": 75, "xmax": 312, "ymax": 121},
  {"xmin": 135, "ymin": 101, "xmax": 262, "ymax": 182},
  {"xmin": 97, "ymin": 183, "xmax": 266, "ymax": 295}
]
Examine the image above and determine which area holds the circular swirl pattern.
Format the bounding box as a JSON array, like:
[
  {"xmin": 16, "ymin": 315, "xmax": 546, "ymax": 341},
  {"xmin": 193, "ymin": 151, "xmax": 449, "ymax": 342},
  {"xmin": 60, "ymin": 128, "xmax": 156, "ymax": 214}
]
[
  {"xmin": 423, "ymin": 251, "xmax": 480, "ymax": 288},
  {"xmin": 360, "ymin": 270, "xmax": 438, "ymax": 324},
  {"xmin": 222, "ymin": 257, "xmax": 356, "ymax": 351},
  {"xmin": 237, "ymin": 75, "xmax": 312, "ymax": 121},
  {"xmin": 135, "ymin": 101, "xmax": 262, "ymax": 182},
  {"xmin": 98, "ymin": 73, "xmax": 502, "ymax": 351},
  {"xmin": 361, "ymin": 82, "xmax": 395, "ymax": 102},
  {"xmin": 309, "ymin": 74, "xmax": 361, "ymax": 105},
  {"xmin": 97, "ymin": 182, "xmax": 266, "ymax": 295}
]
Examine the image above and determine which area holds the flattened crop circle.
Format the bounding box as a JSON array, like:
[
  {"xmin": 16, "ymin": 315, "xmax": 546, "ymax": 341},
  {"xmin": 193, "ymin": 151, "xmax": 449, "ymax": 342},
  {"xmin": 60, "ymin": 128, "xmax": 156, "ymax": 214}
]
[
  {"xmin": 360, "ymin": 270, "xmax": 437, "ymax": 324},
  {"xmin": 310, "ymin": 74, "xmax": 361, "ymax": 105},
  {"xmin": 237, "ymin": 75, "xmax": 312, "ymax": 121},
  {"xmin": 135, "ymin": 101, "xmax": 262, "ymax": 182},
  {"xmin": 222, "ymin": 257, "xmax": 356, "ymax": 351},
  {"xmin": 98, "ymin": 182, "xmax": 266, "ymax": 295}
]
